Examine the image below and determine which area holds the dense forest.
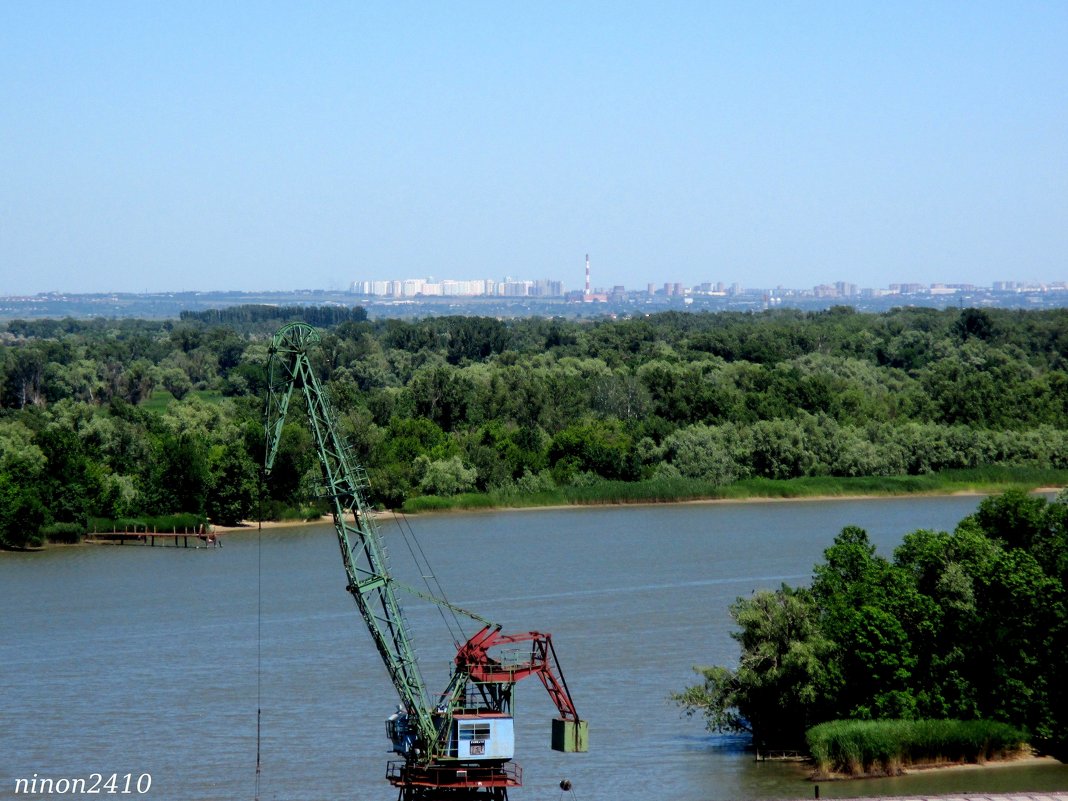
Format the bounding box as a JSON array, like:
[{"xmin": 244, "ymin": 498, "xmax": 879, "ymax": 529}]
[
  {"xmin": 674, "ymin": 489, "xmax": 1068, "ymax": 759},
  {"xmin": 3, "ymin": 305, "xmax": 1068, "ymax": 548}
]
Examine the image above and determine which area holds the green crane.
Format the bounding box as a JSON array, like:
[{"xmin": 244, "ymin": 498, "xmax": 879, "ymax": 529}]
[
  {"xmin": 264, "ymin": 322, "xmax": 436, "ymax": 744},
  {"xmin": 263, "ymin": 323, "xmax": 586, "ymax": 800}
]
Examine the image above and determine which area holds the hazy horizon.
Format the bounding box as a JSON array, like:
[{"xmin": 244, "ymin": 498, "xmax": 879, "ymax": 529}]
[
  {"xmin": 3, "ymin": 3, "xmax": 1065, "ymax": 295},
  {"xmin": 3, "ymin": 272, "xmax": 1063, "ymax": 299}
]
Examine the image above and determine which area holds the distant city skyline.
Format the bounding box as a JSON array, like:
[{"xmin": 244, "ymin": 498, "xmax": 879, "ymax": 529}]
[
  {"xmin": 345, "ymin": 272, "xmax": 1064, "ymax": 300},
  {"xmin": 6, "ymin": 277, "xmax": 1068, "ymax": 322},
  {"xmin": 2, "ymin": 4, "xmax": 1065, "ymax": 296},
  {"xmin": 5, "ymin": 268, "xmax": 1066, "ymax": 300}
]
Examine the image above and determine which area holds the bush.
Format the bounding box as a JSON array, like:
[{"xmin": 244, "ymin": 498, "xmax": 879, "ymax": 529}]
[
  {"xmin": 41, "ymin": 522, "xmax": 85, "ymax": 544},
  {"xmin": 416, "ymin": 455, "xmax": 477, "ymax": 496}
]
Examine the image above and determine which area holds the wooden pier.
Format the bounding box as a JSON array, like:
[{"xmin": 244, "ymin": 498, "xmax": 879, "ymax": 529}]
[{"xmin": 86, "ymin": 528, "xmax": 223, "ymax": 548}]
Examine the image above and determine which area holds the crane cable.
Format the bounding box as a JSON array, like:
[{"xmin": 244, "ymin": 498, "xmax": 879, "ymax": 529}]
[
  {"xmin": 392, "ymin": 510, "xmax": 468, "ymax": 647},
  {"xmin": 254, "ymin": 476, "xmax": 264, "ymax": 801},
  {"xmin": 392, "ymin": 509, "xmax": 466, "ymax": 645}
]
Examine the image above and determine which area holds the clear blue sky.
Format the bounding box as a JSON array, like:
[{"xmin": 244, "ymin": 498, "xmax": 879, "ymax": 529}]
[{"xmin": 2, "ymin": 2, "xmax": 1066, "ymax": 294}]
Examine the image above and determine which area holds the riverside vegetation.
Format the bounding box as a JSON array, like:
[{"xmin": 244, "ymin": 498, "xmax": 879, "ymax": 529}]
[
  {"xmin": 674, "ymin": 490, "xmax": 1068, "ymax": 772},
  {"xmin": 806, "ymin": 719, "xmax": 1029, "ymax": 779},
  {"xmin": 3, "ymin": 305, "xmax": 1068, "ymax": 548}
]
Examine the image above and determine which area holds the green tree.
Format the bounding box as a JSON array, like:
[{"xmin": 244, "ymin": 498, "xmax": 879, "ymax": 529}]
[
  {"xmin": 661, "ymin": 423, "xmax": 744, "ymax": 484},
  {"xmin": 206, "ymin": 441, "xmax": 258, "ymax": 526},
  {"xmin": 0, "ymin": 471, "xmax": 47, "ymax": 548},
  {"xmin": 674, "ymin": 585, "xmax": 835, "ymax": 749},
  {"xmin": 549, "ymin": 418, "xmax": 639, "ymax": 482},
  {"xmin": 954, "ymin": 308, "xmax": 995, "ymax": 342},
  {"xmin": 122, "ymin": 358, "xmax": 158, "ymax": 404},
  {"xmin": 263, "ymin": 423, "xmax": 316, "ymax": 506},
  {"xmin": 35, "ymin": 424, "xmax": 102, "ymax": 525},
  {"xmin": 408, "ymin": 364, "xmax": 473, "ymax": 431},
  {"xmin": 441, "ymin": 316, "xmax": 511, "ymax": 364},
  {"xmin": 143, "ymin": 432, "xmax": 210, "ymax": 515},
  {"xmin": 415, "ymin": 455, "xmax": 477, "ymax": 496},
  {"xmin": 160, "ymin": 366, "xmax": 193, "ymax": 401}
]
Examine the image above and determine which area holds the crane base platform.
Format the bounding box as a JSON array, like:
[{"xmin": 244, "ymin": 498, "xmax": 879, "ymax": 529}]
[
  {"xmin": 387, "ymin": 761, "xmax": 520, "ymax": 800},
  {"xmin": 393, "ymin": 789, "xmax": 511, "ymax": 801}
]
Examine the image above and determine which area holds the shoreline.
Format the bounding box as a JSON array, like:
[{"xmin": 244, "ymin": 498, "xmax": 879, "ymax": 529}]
[
  {"xmin": 211, "ymin": 485, "xmax": 1065, "ymax": 531},
  {"xmin": 815, "ymin": 753, "xmax": 1062, "ymax": 783},
  {"xmin": 211, "ymin": 517, "xmax": 333, "ymax": 533},
  {"xmin": 904, "ymin": 754, "xmax": 1061, "ymax": 775},
  {"xmin": 394, "ymin": 484, "xmax": 1065, "ymax": 517},
  {"xmin": 5, "ymin": 485, "xmax": 1062, "ymax": 549}
]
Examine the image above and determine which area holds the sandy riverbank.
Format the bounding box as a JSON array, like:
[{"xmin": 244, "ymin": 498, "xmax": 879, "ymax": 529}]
[
  {"xmin": 210, "ymin": 516, "xmax": 333, "ymax": 533},
  {"xmin": 5, "ymin": 484, "xmax": 1054, "ymax": 550},
  {"xmin": 814, "ymin": 753, "xmax": 1062, "ymax": 782},
  {"xmin": 902, "ymin": 753, "xmax": 1062, "ymax": 776},
  {"xmin": 211, "ymin": 486, "xmax": 1064, "ymax": 532}
]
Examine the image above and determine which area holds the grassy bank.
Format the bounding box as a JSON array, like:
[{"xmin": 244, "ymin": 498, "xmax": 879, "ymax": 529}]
[
  {"xmin": 400, "ymin": 467, "xmax": 1068, "ymax": 514},
  {"xmin": 10, "ymin": 467, "xmax": 1062, "ymax": 549},
  {"xmin": 806, "ymin": 719, "xmax": 1029, "ymax": 778}
]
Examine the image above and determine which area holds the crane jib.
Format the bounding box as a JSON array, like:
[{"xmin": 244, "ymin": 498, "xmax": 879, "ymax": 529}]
[{"xmin": 263, "ymin": 323, "xmax": 435, "ymax": 743}]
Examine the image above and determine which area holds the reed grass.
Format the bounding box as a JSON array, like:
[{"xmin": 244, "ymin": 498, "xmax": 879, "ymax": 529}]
[
  {"xmin": 806, "ymin": 719, "xmax": 1028, "ymax": 778},
  {"xmin": 398, "ymin": 467, "xmax": 1068, "ymax": 514},
  {"xmin": 39, "ymin": 522, "xmax": 85, "ymax": 544}
]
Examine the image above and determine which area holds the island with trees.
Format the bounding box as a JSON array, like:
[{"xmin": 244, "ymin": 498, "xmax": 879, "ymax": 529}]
[{"xmin": 674, "ymin": 489, "xmax": 1068, "ymax": 774}]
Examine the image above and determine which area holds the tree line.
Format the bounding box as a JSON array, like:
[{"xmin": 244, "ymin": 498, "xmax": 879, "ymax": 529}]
[
  {"xmin": 674, "ymin": 489, "xmax": 1068, "ymax": 757},
  {"xmin": 179, "ymin": 304, "xmax": 368, "ymax": 327},
  {"xmin": 3, "ymin": 305, "xmax": 1068, "ymax": 547}
]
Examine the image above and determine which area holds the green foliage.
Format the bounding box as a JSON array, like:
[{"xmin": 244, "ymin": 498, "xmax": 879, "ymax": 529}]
[
  {"xmin": 142, "ymin": 431, "xmax": 210, "ymax": 516},
  {"xmin": 678, "ymin": 491, "xmax": 1068, "ymax": 755},
  {"xmin": 160, "ymin": 366, "xmax": 193, "ymax": 401},
  {"xmin": 674, "ymin": 586, "xmax": 836, "ymax": 749},
  {"xmin": 415, "ymin": 455, "xmax": 477, "ymax": 496},
  {"xmin": 549, "ymin": 418, "xmax": 640, "ymax": 482},
  {"xmin": 7, "ymin": 306, "xmax": 1068, "ymax": 537},
  {"xmin": 401, "ymin": 476, "xmax": 726, "ymax": 512},
  {"xmin": 408, "ymin": 364, "xmax": 473, "ymax": 430},
  {"xmin": 205, "ymin": 441, "xmax": 258, "ymax": 526},
  {"xmin": 0, "ymin": 470, "xmax": 47, "ymax": 548},
  {"xmin": 660, "ymin": 424, "xmax": 742, "ymax": 484}
]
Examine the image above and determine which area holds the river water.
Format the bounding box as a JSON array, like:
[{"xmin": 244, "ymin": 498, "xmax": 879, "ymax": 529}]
[{"xmin": 2, "ymin": 496, "xmax": 1066, "ymax": 801}]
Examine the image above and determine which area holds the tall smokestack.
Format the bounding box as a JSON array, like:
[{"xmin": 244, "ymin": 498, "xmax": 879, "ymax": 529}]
[{"xmin": 585, "ymin": 254, "xmax": 591, "ymax": 297}]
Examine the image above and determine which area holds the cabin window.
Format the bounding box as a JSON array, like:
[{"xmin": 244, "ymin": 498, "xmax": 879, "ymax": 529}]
[{"xmin": 459, "ymin": 722, "xmax": 491, "ymax": 741}]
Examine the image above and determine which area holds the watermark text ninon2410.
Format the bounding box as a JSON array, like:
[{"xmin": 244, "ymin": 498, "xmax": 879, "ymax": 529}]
[{"xmin": 14, "ymin": 773, "xmax": 152, "ymax": 795}]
